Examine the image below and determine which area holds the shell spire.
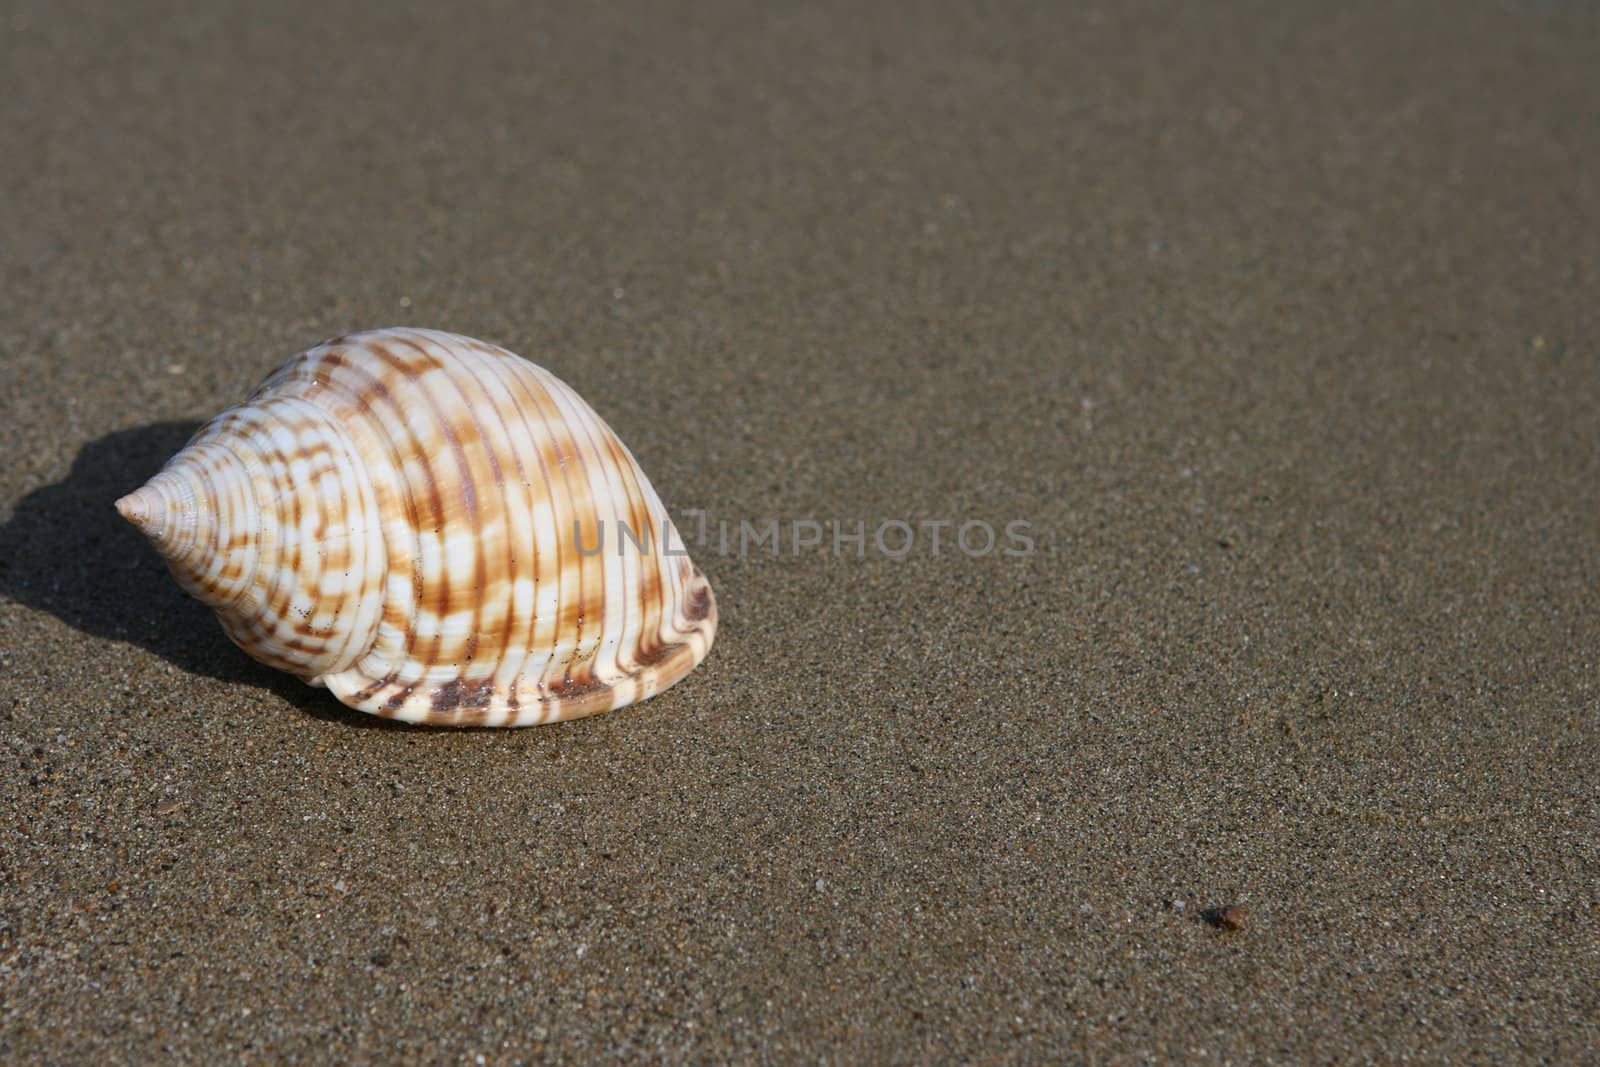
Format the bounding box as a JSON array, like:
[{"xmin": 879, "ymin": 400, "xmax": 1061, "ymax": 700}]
[
  {"xmin": 115, "ymin": 481, "xmax": 189, "ymax": 556},
  {"xmin": 116, "ymin": 448, "xmax": 253, "ymax": 609},
  {"xmin": 117, "ymin": 328, "xmax": 718, "ymax": 726}
]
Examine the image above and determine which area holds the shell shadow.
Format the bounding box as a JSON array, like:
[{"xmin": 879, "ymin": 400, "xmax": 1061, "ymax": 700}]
[{"xmin": 0, "ymin": 422, "xmax": 418, "ymax": 729}]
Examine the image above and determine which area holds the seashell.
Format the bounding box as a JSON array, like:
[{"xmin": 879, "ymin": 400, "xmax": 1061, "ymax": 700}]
[{"xmin": 115, "ymin": 328, "xmax": 716, "ymax": 726}]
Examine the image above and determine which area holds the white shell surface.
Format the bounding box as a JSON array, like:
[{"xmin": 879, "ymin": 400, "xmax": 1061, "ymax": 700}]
[{"xmin": 116, "ymin": 328, "xmax": 716, "ymax": 726}]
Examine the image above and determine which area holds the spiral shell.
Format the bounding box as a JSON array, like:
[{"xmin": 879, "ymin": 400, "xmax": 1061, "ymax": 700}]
[{"xmin": 116, "ymin": 328, "xmax": 716, "ymax": 726}]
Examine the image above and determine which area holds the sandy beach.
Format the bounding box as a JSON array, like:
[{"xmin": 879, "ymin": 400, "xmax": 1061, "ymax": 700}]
[{"xmin": 2, "ymin": 0, "xmax": 1597, "ymax": 1060}]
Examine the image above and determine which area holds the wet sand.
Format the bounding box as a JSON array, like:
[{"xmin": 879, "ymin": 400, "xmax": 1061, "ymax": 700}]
[{"xmin": 2, "ymin": 0, "xmax": 1597, "ymax": 1061}]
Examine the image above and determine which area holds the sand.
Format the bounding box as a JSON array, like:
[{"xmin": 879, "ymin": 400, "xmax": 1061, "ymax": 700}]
[{"xmin": 2, "ymin": 0, "xmax": 1597, "ymax": 1061}]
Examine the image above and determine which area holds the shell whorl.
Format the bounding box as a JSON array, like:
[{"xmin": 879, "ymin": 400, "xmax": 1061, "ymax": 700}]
[{"xmin": 117, "ymin": 328, "xmax": 717, "ymax": 726}]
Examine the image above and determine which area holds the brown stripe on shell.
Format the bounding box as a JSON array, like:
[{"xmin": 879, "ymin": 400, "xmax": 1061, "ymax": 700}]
[
  {"xmin": 544, "ymin": 366, "xmax": 646, "ymax": 692},
  {"xmin": 559, "ymin": 380, "xmax": 635, "ymax": 684},
  {"xmin": 300, "ymin": 346, "xmax": 425, "ymax": 674},
  {"xmin": 398, "ymin": 331, "xmax": 499, "ymax": 691},
  {"xmin": 502, "ymin": 352, "xmax": 587, "ymax": 697},
  {"xmin": 438, "ymin": 333, "xmax": 522, "ymax": 691},
  {"xmin": 474, "ymin": 341, "xmax": 549, "ymax": 697},
  {"xmin": 598, "ymin": 420, "xmax": 666, "ymax": 669},
  {"xmin": 320, "ymin": 340, "xmax": 446, "ymax": 682},
  {"xmin": 366, "ymin": 338, "xmax": 458, "ymax": 674}
]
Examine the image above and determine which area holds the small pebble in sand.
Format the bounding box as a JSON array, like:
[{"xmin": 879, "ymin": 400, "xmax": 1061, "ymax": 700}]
[{"xmin": 1207, "ymin": 904, "xmax": 1247, "ymax": 931}]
